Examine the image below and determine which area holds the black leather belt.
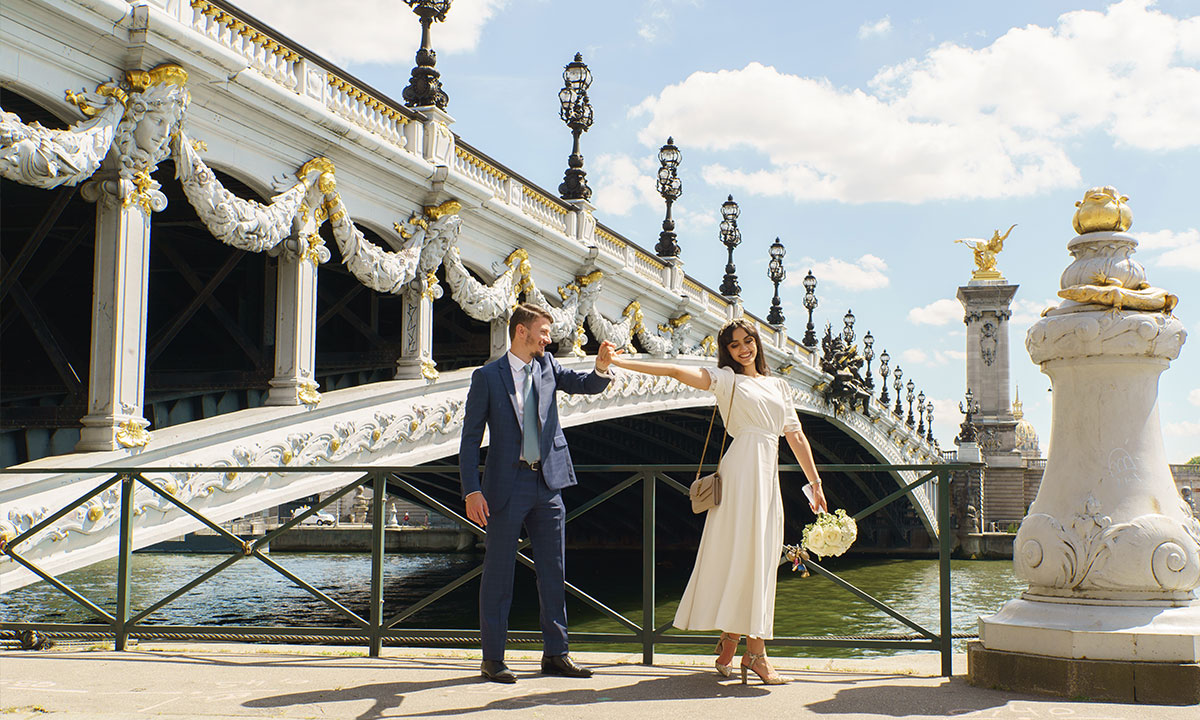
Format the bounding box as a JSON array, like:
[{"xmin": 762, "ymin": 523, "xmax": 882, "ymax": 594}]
[{"xmin": 518, "ymin": 460, "xmax": 541, "ymax": 471}]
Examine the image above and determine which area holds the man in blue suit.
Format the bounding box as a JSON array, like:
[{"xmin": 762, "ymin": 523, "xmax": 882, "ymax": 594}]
[{"xmin": 460, "ymin": 303, "xmax": 615, "ymax": 683}]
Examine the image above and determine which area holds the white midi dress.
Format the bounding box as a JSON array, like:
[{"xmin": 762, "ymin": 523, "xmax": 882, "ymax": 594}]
[{"xmin": 672, "ymin": 366, "xmax": 801, "ymax": 639}]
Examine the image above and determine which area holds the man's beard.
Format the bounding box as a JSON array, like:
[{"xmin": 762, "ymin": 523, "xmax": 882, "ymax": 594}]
[{"xmin": 532, "ymin": 345, "xmax": 546, "ymax": 357}]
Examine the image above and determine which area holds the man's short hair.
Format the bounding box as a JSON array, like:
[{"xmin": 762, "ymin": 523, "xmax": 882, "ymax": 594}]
[{"xmin": 508, "ymin": 303, "xmax": 554, "ymax": 340}]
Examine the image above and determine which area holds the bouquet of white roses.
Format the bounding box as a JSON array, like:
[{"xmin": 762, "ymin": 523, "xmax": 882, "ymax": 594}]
[{"xmin": 801, "ymin": 508, "xmax": 857, "ymax": 558}]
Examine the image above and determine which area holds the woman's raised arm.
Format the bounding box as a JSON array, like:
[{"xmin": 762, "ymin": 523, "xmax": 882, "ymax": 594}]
[{"xmin": 606, "ymin": 345, "xmax": 711, "ymax": 391}]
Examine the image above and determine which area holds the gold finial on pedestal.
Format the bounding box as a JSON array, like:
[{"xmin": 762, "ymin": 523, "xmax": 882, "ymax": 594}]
[
  {"xmin": 956, "ymin": 224, "xmax": 1015, "ymax": 281},
  {"xmin": 1072, "ymin": 186, "xmax": 1132, "ymax": 234}
]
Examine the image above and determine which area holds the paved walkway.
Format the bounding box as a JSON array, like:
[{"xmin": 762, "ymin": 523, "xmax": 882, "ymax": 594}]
[{"xmin": 0, "ymin": 643, "xmax": 1188, "ymax": 719}]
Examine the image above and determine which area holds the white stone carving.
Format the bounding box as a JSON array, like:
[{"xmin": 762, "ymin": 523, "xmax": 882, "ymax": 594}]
[
  {"xmin": 443, "ymin": 246, "xmax": 525, "ymax": 321},
  {"xmin": 173, "ymin": 134, "xmax": 313, "ymax": 253},
  {"xmin": 587, "ymin": 301, "xmax": 637, "ymax": 351},
  {"xmin": 1026, "ymin": 308, "xmax": 1186, "ymax": 364},
  {"xmin": 0, "ymin": 100, "xmax": 122, "ymax": 188}
]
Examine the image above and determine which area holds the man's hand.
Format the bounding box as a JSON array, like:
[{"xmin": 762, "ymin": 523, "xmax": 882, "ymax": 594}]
[
  {"xmin": 465, "ymin": 491, "xmax": 489, "ymax": 527},
  {"xmin": 597, "ymin": 341, "xmax": 618, "ymax": 372}
]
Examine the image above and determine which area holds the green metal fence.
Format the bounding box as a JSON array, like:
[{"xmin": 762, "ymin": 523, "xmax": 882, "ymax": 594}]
[{"xmin": 1, "ymin": 462, "xmax": 968, "ymax": 676}]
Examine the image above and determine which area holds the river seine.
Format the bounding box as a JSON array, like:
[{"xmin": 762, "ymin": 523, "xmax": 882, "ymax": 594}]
[{"xmin": 2, "ymin": 551, "xmax": 1026, "ymax": 658}]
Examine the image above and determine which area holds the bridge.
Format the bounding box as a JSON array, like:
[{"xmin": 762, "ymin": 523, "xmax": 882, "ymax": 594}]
[{"xmin": 0, "ymin": 0, "xmax": 941, "ymax": 593}]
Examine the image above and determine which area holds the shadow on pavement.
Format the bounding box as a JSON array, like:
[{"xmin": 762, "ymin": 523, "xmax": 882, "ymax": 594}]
[
  {"xmin": 805, "ymin": 678, "xmax": 1028, "ymax": 716},
  {"xmin": 241, "ymin": 675, "xmax": 482, "ymax": 720}
]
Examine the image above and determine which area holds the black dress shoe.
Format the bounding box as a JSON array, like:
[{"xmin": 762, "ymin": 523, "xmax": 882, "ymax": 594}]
[
  {"xmin": 480, "ymin": 660, "xmax": 516, "ymax": 683},
  {"xmin": 541, "ymin": 654, "xmax": 593, "ymax": 678}
]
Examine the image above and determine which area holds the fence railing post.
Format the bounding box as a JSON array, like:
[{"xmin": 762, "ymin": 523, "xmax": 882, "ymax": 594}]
[
  {"xmin": 369, "ymin": 472, "xmax": 386, "ymax": 657},
  {"xmin": 938, "ymin": 468, "xmax": 952, "ymax": 677},
  {"xmin": 642, "ymin": 471, "xmax": 655, "ymax": 665},
  {"xmin": 114, "ymin": 473, "xmax": 135, "ymax": 651}
]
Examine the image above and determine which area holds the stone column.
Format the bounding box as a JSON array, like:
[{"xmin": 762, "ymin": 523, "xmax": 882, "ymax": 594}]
[
  {"xmin": 488, "ymin": 318, "xmax": 509, "ymax": 362},
  {"xmin": 266, "ymin": 248, "xmax": 319, "ymax": 406},
  {"xmin": 971, "ymin": 189, "xmax": 1199, "ymax": 703},
  {"xmin": 395, "ymin": 288, "xmax": 435, "ymax": 380},
  {"xmin": 957, "ymin": 280, "xmax": 1023, "ymax": 523},
  {"xmin": 76, "ymin": 176, "xmax": 153, "ymax": 451}
]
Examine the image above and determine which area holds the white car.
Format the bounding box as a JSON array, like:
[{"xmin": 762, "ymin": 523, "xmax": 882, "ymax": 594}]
[{"xmin": 292, "ymin": 507, "xmax": 336, "ymax": 526}]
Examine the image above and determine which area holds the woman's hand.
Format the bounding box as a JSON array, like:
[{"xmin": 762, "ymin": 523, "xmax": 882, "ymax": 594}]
[{"xmin": 808, "ymin": 482, "xmax": 828, "ymax": 514}]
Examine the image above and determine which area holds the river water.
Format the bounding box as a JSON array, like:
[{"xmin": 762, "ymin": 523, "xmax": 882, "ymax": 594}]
[{"xmin": 2, "ymin": 551, "xmax": 1026, "ymax": 658}]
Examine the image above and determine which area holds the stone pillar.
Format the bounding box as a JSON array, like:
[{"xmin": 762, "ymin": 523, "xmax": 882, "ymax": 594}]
[
  {"xmin": 971, "ymin": 189, "xmax": 1199, "ymax": 703},
  {"xmin": 488, "ymin": 318, "xmax": 509, "ymax": 362},
  {"xmin": 957, "ymin": 280, "xmax": 1023, "ymax": 523},
  {"xmin": 266, "ymin": 248, "xmax": 319, "ymax": 406},
  {"xmin": 395, "ymin": 289, "xmax": 435, "ymax": 380},
  {"xmin": 76, "ymin": 176, "xmax": 153, "ymax": 451}
]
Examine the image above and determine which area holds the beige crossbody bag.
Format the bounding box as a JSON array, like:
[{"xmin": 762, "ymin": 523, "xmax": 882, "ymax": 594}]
[{"xmin": 689, "ymin": 377, "xmax": 737, "ymax": 514}]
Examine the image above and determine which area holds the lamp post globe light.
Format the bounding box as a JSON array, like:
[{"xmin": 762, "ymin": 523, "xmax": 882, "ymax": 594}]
[
  {"xmin": 557, "ymin": 53, "xmax": 594, "ymax": 201},
  {"xmin": 654, "ymin": 137, "xmax": 682, "ymax": 257},
  {"xmin": 862, "ymin": 331, "xmax": 875, "ymax": 389},
  {"xmin": 767, "ymin": 237, "xmax": 786, "ymax": 326},
  {"xmin": 842, "ymin": 308, "xmax": 856, "ymax": 345},
  {"xmin": 878, "ymin": 348, "xmax": 890, "ymax": 404},
  {"xmin": 917, "ymin": 390, "xmax": 926, "ymax": 434},
  {"xmin": 401, "ymin": 0, "xmax": 452, "ymax": 109},
  {"xmin": 906, "ymin": 378, "xmax": 916, "ymax": 426},
  {"xmin": 801, "ymin": 270, "xmax": 818, "ymax": 349},
  {"xmin": 926, "ymin": 404, "xmax": 935, "ymax": 443},
  {"xmin": 893, "ymin": 366, "xmax": 904, "ymax": 417},
  {"xmin": 718, "ymin": 195, "xmax": 742, "ymax": 297}
]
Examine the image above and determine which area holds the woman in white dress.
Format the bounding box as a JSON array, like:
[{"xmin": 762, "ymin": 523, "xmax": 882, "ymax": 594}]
[{"xmin": 607, "ymin": 318, "xmax": 827, "ymax": 685}]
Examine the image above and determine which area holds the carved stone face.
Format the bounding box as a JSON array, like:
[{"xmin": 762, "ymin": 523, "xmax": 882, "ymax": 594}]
[{"xmin": 132, "ymin": 107, "xmax": 173, "ymax": 158}]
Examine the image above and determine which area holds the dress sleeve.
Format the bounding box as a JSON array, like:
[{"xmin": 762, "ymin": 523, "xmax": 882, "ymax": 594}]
[
  {"xmin": 780, "ymin": 378, "xmax": 802, "ymax": 434},
  {"xmin": 705, "ymin": 366, "xmax": 735, "ymax": 415}
]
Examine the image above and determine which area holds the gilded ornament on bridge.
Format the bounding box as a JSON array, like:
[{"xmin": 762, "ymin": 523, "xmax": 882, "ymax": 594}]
[
  {"xmin": 297, "ymin": 380, "xmax": 321, "ymax": 406},
  {"xmin": 425, "ymin": 200, "xmax": 462, "ymax": 220},
  {"xmin": 955, "ymin": 224, "xmax": 1015, "ymax": 281},
  {"xmin": 1072, "ymin": 185, "xmax": 1132, "ymax": 234},
  {"xmin": 420, "ymin": 359, "xmax": 440, "ymax": 381},
  {"xmin": 115, "ymin": 417, "xmax": 152, "ymax": 448}
]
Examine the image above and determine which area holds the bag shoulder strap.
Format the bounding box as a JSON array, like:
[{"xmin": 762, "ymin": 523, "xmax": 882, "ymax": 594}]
[{"xmin": 696, "ymin": 374, "xmax": 738, "ymax": 481}]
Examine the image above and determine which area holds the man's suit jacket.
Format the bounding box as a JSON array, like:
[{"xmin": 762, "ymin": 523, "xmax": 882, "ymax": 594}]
[{"xmin": 459, "ymin": 352, "xmax": 610, "ymax": 505}]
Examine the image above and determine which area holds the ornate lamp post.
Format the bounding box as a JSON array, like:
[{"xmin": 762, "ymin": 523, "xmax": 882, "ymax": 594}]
[
  {"xmin": 718, "ymin": 195, "xmax": 741, "ymax": 297},
  {"xmin": 926, "ymin": 403, "xmax": 935, "ymax": 443},
  {"xmin": 801, "ymin": 270, "xmax": 818, "ymax": 350},
  {"xmin": 862, "ymin": 331, "xmax": 875, "ymax": 389},
  {"xmin": 893, "ymin": 366, "xmax": 904, "ymax": 417},
  {"xmin": 842, "ymin": 308, "xmax": 856, "ymax": 345},
  {"xmin": 557, "ymin": 53, "xmax": 594, "ymax": 201},
  {"xmin": 766, "ymin": 237, "xmax": 786, "ymax": 326},
  {"xmin": 956, "ymin": 387, "xmax": 981, "ymax": 443},
  {"xmin": 917, "ymin": 390, "xmax": 926, "ymax": 434},
  {"xmin": 401, "ymin": 0, "xmax": 452, "ymax": 109},
  {"xmin": 654, "ymin": 137, "xmax": 682, "ymax": 257},
  {"xmin": 906, "ymin": 379, "xmax": 916, "ymax": 426},
  {"xmin": 878, "ymin": 348, "xmax": 890, "ymax": 405}
]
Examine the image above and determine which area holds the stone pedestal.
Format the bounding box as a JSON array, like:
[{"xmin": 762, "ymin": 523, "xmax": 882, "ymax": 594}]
[
  {"xmin": 972, "ymin": 216, "xmax": 1199, "ymax": 701},
  {"xmin": 266, "ymin": 248, "xmax": 319, "ymax": 406}
]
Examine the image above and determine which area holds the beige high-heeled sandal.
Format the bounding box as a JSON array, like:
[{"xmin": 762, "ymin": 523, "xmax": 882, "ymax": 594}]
[
  {"xmin": 740, "ymin": 652, "xmax": 786, "ymax": 685},
  {"xmin": 714, "ymin": 633, "xmax": 739, "ymax": 677}
]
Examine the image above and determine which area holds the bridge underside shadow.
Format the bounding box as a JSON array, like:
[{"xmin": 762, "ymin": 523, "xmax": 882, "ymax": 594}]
[{"xmin": 395, "ymin": 409, "xmax": 934, "ymax": 555}]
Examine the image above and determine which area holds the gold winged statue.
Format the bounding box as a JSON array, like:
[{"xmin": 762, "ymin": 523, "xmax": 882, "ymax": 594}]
[{"xmin": 955, "ymin": 224, "xmax": 1015, "ymax": 280}]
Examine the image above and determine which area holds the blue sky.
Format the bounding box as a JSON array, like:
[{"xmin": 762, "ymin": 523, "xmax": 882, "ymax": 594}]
[{"xmin": 232, "ymin": 0, "xmax": 1200, "ymax": 462}]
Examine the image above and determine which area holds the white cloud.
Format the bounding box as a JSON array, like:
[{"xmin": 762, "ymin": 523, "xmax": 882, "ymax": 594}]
[
  {"xmin": 1164, "ymin": 420, "xmax": 1200, "ymax": 438},
  {"xmin": 900, "ymin": 348, "xmax": 966, "ymax": 366},
  {"xmin": 1010, "ymin": 298, "xmax": 1058, "ymax": 326},
  {"xmin": 590, "ymin": 153, "xmax": 660, "ymax": 216},
  {"xmin": 1189, "ymin": 388, "xmax": 1200, "ymax": 407},
  {"xmin": 858, "ymin": 17, "xmax": 893, "ymax": 40},
  {"xmin": 786, "ymin": 254, "xmax": 890, "ymax": 291},
  {"xmin": 1131, "ymin": 228, "xmax": 1200, "ymax": 270},
  {"xmin": 631, "ymin": 1, "xmax": 1200, "ymax": 203},
  {"xmin": 908, "ymin": 298, "xmax": 961, "ymax": 326},
  {"xmin": 232, "ymin": 0, "xmax": 506, "ymax": 65}
]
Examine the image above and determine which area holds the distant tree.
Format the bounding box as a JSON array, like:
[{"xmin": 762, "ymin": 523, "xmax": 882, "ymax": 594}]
[{"xmin": 1189, "ymin": 455, "xmax": 1200, "ymax": 465}]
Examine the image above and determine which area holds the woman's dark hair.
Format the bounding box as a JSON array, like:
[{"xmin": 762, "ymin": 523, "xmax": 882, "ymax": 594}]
[{"xmin": 716, "ymin": 318, "xmax": 769, "ymax": 376}]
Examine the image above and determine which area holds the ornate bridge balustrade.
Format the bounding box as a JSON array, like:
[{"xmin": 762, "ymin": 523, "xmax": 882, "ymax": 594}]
[{"xmin": 1, "ymin": 0, "xmax": 942, "ymax": 590}]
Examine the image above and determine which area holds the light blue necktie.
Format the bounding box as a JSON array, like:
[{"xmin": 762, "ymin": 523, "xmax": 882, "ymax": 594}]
[{"xmin": 522, "ymin": 363, "xmax": 540, "ymax": 463}]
